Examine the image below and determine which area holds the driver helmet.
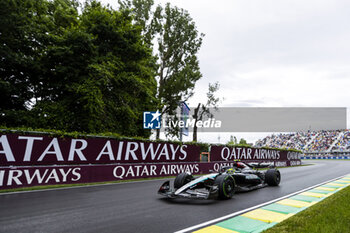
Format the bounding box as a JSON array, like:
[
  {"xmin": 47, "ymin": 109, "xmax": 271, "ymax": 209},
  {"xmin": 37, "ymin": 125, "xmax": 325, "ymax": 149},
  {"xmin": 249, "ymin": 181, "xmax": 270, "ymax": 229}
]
[{"xmin": 226, "ymin": 168, "xmax": 235, "ymax": 174}]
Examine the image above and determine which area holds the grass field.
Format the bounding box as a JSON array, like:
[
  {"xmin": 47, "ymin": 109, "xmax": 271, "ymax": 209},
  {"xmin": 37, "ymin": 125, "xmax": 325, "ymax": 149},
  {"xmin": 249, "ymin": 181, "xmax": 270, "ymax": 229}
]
[{"xmin": 263, "ymin": 185, "xmax": 350, "ymax": 233}]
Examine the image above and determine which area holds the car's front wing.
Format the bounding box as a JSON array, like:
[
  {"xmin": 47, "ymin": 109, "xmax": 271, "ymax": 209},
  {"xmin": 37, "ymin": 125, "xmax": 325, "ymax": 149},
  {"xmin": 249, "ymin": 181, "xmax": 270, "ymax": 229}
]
[{"xmin": 158, "ymin": 181, "xmax": 218, "ymax": 199}]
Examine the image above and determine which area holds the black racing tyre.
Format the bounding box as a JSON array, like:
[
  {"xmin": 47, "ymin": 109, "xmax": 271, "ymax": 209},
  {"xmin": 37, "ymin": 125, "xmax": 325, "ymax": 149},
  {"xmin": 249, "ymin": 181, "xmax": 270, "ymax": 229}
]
[
  {"xmin": 265, "ymin": 169, "xmax": 281, "ymax": 186},
  {"xmin": 214, "ymin": 174, "xmax": 235, "ymax": 200},
  {"xmin": 174, "ymin": 173, "xmax": 193, "ymax": 189}
]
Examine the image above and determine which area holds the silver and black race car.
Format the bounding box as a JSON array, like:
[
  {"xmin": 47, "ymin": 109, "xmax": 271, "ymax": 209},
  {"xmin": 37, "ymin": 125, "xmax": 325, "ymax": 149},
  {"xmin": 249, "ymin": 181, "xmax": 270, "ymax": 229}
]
[{"xmin": 158, "ymin": 161, "xmax": 281, "ymax": 200}]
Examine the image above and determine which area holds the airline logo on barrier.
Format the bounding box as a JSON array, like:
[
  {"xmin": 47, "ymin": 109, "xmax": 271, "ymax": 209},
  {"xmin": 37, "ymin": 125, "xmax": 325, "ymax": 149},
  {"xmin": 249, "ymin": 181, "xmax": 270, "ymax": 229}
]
[
  {"xmin": 0, "ymin": 168, "xmax": 81, "ymax": 187},
  {"xmin": 0, "ymin": 135, "xmax": 189, "ymax": 163},
  {"xmin": 220, "ymin": 147, "xmax": 281, "ymax": 160},
  {"xmin": 287, "ymin": 151, "xmax": 301, "ymax": 160},
  {"xmin": 219, "ymin": 146, "xmax": 301, "ymax": 161}
]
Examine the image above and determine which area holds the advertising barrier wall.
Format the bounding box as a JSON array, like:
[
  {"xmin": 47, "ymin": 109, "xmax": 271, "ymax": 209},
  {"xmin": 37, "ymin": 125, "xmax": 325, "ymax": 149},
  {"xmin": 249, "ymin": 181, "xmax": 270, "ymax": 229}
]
[
  {"xmin": 0, "ymin": 134, "xmax": 200, "ymax": 166},
  {"xmin": 0, "ymin": 160, "xmax": 301, "ymax": 189},
  {"xmin": 0, "ymin": 133, "xmax": 301, "ymax": 190},
  {"xmin": 210, "ymin": 145, "xmax": 301, "ymax": 166}
]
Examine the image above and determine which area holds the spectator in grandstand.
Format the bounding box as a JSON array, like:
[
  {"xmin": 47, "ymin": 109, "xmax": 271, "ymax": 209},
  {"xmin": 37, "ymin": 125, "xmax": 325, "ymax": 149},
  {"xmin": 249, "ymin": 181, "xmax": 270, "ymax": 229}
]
[{"xmin": 255, "ymin": 130, "xmax": 347, "ymax": 153}]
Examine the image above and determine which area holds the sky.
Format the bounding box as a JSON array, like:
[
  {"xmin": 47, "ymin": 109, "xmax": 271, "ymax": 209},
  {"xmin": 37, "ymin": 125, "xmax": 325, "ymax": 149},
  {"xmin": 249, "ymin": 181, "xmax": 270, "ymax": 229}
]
[{"xmin": 99, "ymin": 0, "xmax": 350, "ymax": 144}]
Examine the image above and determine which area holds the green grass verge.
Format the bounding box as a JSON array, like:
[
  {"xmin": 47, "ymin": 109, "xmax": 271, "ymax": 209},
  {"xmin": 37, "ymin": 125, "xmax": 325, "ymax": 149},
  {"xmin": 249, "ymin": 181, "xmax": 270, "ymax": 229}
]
[{"xmin": 263, "ymin": 185, "xmax": 350, "ymax": 233}]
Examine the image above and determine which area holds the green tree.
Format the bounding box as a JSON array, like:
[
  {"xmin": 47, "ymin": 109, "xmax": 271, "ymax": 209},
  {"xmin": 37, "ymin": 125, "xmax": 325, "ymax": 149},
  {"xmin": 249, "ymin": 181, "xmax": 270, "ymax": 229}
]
[
  {"xmin": 118, "ymin": 0, "xmax": 155, "ymax": 45},
  {"xmin": 119, "ymin": 0, "xmax": 204, "ymax": 139},
  {"xmin": 1, "ymin": 0, "xmax": 158, "ymax": 137},
  {"xmin": 227, "ymin": 135, "xmax": 238, "ymax": 146},
  {"xmin": 239, "ymin": 138, "xmax": 250, "ymax": 146},
  {"xmin": 192, "ymin": 82, "xmax": 220, "ymax": 142},
  {"xmin": 35, "ymin": 0, "xmax": 157, "ymax": 136},
  {"xmin": 84, "ymin": 1, "xmax": 157, "ymax": 136},
  {"xmin": 0, "ymin": 0, "xmax": 55, "ymax": 125},
  {"xmin": 0, "ymin": 0, "xmax": 80, "ymax": 127}
]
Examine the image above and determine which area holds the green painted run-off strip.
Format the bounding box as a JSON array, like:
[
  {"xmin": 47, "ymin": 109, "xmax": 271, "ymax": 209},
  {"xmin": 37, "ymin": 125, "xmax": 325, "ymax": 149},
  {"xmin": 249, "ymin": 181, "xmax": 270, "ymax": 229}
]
[{"xmin": 193, "ymin": 175, "xmax": 350, "ymax": 233}]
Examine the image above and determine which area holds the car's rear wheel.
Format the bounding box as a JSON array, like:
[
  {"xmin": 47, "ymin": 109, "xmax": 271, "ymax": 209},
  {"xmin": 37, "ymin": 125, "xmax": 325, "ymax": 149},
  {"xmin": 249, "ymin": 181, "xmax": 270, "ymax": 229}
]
[
  {"xmin": 265, "ymin": 169, "xmax": 281, "ymax": 186},
  {"xmin": 214, "ymin": 174, "xmax": 235, "ymax": 199},
  {"xmin": 174, "ymin": 173, "xmax": 193, "ymax": 189}
]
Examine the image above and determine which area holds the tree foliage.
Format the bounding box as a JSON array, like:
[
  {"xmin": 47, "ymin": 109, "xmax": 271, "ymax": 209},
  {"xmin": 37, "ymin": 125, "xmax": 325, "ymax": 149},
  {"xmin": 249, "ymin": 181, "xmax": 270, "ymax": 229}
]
[
  {"xmin": 239, "ymin": 138, "xmax": 249, "ymax": 145},
  {"xmin": 119, "ymin": 0, "xmax": 204, "ymax": 139},
  {"xmin": 227, "ymin": 135, "xmax": 238, "ymax": 146},
  {"xmin": 227, "ymin": 136, "xmax": 250, "ymax": 147},
  {"xmin": 0, "ymin": 0, "xmax": 157, "ymax": 137}
]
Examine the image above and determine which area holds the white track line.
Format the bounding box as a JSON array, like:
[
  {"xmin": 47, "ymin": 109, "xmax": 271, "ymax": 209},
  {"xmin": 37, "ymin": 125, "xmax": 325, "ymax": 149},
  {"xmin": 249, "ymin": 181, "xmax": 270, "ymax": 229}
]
[{"xmin": 175, "ymin": 174, "xmax": 349, "ymax": 233}]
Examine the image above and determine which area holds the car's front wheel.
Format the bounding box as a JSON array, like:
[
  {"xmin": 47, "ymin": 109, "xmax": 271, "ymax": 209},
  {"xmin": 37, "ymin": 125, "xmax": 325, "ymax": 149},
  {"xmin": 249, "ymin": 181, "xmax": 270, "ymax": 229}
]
[
  {"xmin": 174, "ymin": 173, "xmax": 193, "ymax": 189},
  {"xmin": 214, "ymin": 174, "xmax": 235, "ymax": 200}
]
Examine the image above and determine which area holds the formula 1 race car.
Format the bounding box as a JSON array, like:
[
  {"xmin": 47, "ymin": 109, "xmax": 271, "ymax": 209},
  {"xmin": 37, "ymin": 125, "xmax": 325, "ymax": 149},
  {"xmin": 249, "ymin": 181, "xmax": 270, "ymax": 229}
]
[{"xmin": 158, "ymin": 162, "xmax": 281, "ymax": 200}]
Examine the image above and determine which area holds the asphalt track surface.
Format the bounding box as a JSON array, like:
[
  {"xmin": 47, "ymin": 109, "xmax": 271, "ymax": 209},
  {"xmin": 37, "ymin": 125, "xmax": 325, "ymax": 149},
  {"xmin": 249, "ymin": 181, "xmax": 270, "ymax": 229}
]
[{"xmin": 1, "ymin": 160, "xmax": 350, "ymax": 233}]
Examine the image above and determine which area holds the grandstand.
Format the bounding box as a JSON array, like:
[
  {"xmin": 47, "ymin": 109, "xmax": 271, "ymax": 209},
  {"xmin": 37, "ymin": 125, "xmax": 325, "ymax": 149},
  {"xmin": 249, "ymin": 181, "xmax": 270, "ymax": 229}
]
[{"xmin": 255, "ymin": 130, "xmax": 350, "ymax": 156}]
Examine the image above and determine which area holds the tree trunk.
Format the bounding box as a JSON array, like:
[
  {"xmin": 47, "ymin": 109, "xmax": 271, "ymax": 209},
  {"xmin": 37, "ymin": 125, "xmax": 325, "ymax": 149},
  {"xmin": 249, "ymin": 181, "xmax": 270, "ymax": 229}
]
[
  {"xmin": 192, "ymin": 103, "xmax": 201, "ymax": 142},
  {"xmin": 156, "ymin": 128, "xmax": 160, "ymax": 139}
]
